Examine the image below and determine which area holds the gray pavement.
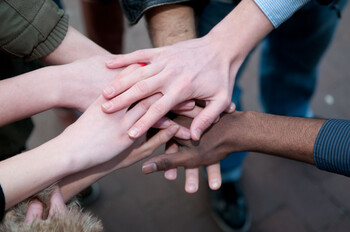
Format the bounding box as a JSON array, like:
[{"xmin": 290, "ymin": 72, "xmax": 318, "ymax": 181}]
[{"xmin": 28, "ymin": 1, "xmax": 350, "ymax": 232}]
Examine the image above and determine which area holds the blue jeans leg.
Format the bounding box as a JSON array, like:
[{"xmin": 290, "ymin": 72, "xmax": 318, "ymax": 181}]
[
  {"xmin": 197, "ymin": 0, "xmax": 247, "ymax": 182},
  {"xmin": 259, "ymin": 0, "xmax": 348, "ymax": 117}
]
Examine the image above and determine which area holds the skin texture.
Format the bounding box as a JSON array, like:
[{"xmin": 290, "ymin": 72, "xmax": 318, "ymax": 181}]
[
  {"xmin": 102, "ymin": 0, "xmax": 273, "ymax": 142},
  {"xmin": 143, "ymin": 4, "xmax": 222, "ymax": 192},
  {"xmin": 141, "ymin": 111, "xmax": 327, "ymax": 173},
  {"xmin": 0, "ymin": 93, "xmax": 178, "ymax": 210},
  {"xmin": 41, "ymin": 26, "xmax": 108, "ymax": 65},
  {"xmin": 0, "ymin": 59, "xmax": 190, "ymax": 137},
  {"xmin": 0, "ymin": 55, "xmax": 121, "ymax": 127},
  {"xmin": 0, "ymin": 20, "xmax": 191, "ymax": 217},
  {"xmin": 24, "ymin": 124, "xmax": 180, "ymax": 222}
]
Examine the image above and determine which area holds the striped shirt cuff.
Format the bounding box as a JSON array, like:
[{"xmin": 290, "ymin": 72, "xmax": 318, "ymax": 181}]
[
  {"xmin": 314, "ymin": 119, "xmax": 350, "ymax": 177},
  {"xmin": 254, "ymin": 0, "xmax": 310, "ymax": 28}
]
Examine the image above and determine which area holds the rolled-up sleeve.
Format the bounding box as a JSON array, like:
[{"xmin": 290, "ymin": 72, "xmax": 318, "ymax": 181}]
[
  {"xmin": 0, "ymin": 0, "xmax": 68, "ymax": 61},
  {"xmin": 254, "ymin": 0, "xmax": 310, "ymax": 28},
  {"xmin": 314, "ymin": 119, "xmax": 350, "ymax": 177},
  {"xmin": 120, "ymin": 0, "xmax": 191, "ymax": 24}
]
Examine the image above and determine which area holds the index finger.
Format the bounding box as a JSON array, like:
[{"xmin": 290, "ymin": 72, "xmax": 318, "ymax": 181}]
[
  {"xmin": 128, "ymin": 94, "xmax": 179, "ymax": 138},
  {"xmin": 105, "ymin": 48, "xmax": 159, "ymax": 69}
]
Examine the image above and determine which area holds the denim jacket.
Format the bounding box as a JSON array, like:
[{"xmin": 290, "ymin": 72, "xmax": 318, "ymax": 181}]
[{"xmin": 120, "ymin": 0, "xmax": 192, "ymax": 24}]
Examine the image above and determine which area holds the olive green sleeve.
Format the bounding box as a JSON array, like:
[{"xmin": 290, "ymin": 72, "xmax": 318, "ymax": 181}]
[{"xmin": 0, "ymin": 0, "xmax": 69, "ymax": 61}]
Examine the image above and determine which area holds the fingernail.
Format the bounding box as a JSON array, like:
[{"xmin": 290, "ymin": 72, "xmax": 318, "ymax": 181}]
[
  {"xmin": 193, "ymin": 128, "xmax": 202, "ymax": 140},
  {"xmin": 103, "ymin": 86, "xmax": 115, "ymax": 96},
  {"xmin": 102, "ymin": 101, "xmax": 113, "ymax": 111},
  {"xmin": 142, "ymin": 163, "xmax": 157, "ymax": 174},
  {"xmin": 128, "ymin": 127, "xmax": 140, "ymax": 138},
  {"xmin": 184, "ymin": 101, "xmax": 195, "ymax": 108},
  {"xmin": 169, "ymin": 125, "xmax": 180, "ymax": 134},
  {"xmin": 138, "ymin": 62, "xmax": 147, "ymax": 67},
  {"xmin": 210, "ymin": 179, "xmax": 220, "ymax": 189},
  {"xmin": 214, "ymin": 117, "xmax": 220, "ymax": 123},
  {"xmin": 182, "ymin": 130, "xmax": 191, "ymax": 139},
  {"xmin": 228, "ymin": 103, "xmax": 236, "ymax": 112},
  {"xmin": 161, "ymin": 119, "xmax": 171, "ymax": 128},
  {"xmin": 187, "ymin": 183, "xmax": 198, "ymax": 193},
  {"xmin": 165, "ymin": 170, "xmax": 176, "ymax": 180}
]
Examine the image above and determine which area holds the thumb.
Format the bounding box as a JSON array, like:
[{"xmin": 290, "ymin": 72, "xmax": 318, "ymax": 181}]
[
  {"xmin": 48, "ymin": 186, "xmax": 67, "ymax": 217},
  {"xmin": 190, "ymin": 101, "xmax": 226, "ymax": 140},
  {"xmin": 25, "ymin": 199, "xmax": 44, "ymax": 224}
]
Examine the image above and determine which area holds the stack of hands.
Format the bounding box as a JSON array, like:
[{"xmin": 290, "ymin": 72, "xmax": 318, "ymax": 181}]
[{"xmin": 20, "ymin": 52, "xmax": 234, "ymax": 222}]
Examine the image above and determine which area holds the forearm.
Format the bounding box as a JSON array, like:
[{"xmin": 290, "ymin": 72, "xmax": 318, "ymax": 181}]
[
  {"xmin": 58, "ymin": 139, "xmax": 146, "ymax": 202},
  {"xmin": 0, "ymin": 134, "xmax": 75, "ymax": 209},
  {"xmin": 41, "ymin": 26, "xmax": 109, "ymax": 65},
  {"xmin": 206, "ymin": 0, "xmax": 274, "ymax": 63},
  {"xmin": 145, "ymin": 4, "xmax": 196, "ymax": 47},
  {"xmin": 58, "ymin": 161, "xmax": 115, "ymax": 202},
  {"xmin": 58, "ymin": 124, "xmax": 179, "ymax": 202},
  {"xmin": 0, "ymin": 66, "xmax": 63, "ymax": 126},
  {"xmin": 225, "ymin": 111, "xmax": 326, "ymax": 164}
]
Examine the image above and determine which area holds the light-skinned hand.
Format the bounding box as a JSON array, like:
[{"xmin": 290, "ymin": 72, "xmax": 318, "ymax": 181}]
[{"xmin": 101, "ymin": 35, "xmax": 238, "ymax": 141}]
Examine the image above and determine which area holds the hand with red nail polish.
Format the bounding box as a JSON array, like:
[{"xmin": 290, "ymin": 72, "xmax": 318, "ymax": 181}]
[
  {"xmin": 101, "ymin": 35, "xmax": 241, "ymax": 141},
  {"xmin": 100, "ymin": 0, "xmax": 274, "ymax": 142}
]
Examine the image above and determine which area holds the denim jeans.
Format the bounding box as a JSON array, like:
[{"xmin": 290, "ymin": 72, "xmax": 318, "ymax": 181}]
[{"xmin": 197, "ymin": 0, "xmax": 348, "ymax": 181}]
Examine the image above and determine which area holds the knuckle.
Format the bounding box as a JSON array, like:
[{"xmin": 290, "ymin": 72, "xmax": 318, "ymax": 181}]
[
  {"xmin": 158, "ymin": 158, "xmax": 172, "ymax": 170},
  {"xmin": 177, "ymin": 79, "xmax": 192, "ymax": 94},
  {"xmin": 217, "ymin": 92, "xmax": 230, "ymax": 104},
  {"xmin": 157, "ymin": 47, "xmax": 167, "ymax": 57},
  {"xmin": 135, "ymin": 49, "xmax": 146, "ymax": 58},
  {"xmin": 139, "ymin": 99, "xmax": 150, "ymax": 111},
  {"xmin": 133, "ymin": 81, "xmax": 149, "ymax": 94},
  {"xmin": 151, "ymin": 101, "xmax": 166, "ymax": 115},
  {"xmin": 159, "ymin": 131, "xmax": 170, "ymax": 143},
  {"xmin": 187, "ymin": 159, "xmax": 196, "ymax": 168}
]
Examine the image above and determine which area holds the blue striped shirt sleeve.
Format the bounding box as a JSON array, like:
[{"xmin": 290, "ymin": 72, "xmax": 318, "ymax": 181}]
[
  {"xmin": 254, "ymin": 0, "xmax": 310, "ymax": 28},
  {"xmin": 314, "ymin": 119, "xmax": 350, "ymax": 177}
]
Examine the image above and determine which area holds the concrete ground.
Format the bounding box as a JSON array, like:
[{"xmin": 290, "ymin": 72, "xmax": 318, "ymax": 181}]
[{"xmin": 28, "ymin": 1, "xmax": 350, "ymax": 232}]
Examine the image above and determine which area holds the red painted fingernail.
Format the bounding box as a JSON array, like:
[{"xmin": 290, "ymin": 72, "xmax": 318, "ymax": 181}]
[{"xmin": 138, "ymin": 62, "xmax": 147, "ymax": 67}]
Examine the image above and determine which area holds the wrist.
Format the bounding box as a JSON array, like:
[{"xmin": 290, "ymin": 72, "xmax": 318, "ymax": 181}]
[
  {"xmin": 41, "ymin": 26, "xmax": 109, "ymax": 65},
  {"xmin": 146, "ymin": 4, "xmax": 196, "ymax": 46},
  {"xmin": 205, "ymin": 0, "xmax": 273, "ymax": 63},
  {"xmin": 222, "ymin": 111, "xmax": 257, "ymax": 153},
  {"xmin": 0, "ymin": 134, "xmax": 77, "ymax": 208},
  {"xmin": 53, "ymin": 63, "xmax": 80, "ymax": 109},
  {"xmin": 35, "ymin": 65, "xmax": 66, "ymax": 110},
  {"xmin": 47, "ymin": 132, "xmax": 84, "ymax": 174}
]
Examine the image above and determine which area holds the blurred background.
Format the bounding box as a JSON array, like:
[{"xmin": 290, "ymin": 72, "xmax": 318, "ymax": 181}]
[{"xmin": 28, "ymin": 1, "xmax": 350, "ymax": 231}]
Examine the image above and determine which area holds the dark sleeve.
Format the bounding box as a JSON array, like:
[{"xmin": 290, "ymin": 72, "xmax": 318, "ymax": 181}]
[
  {"xmin": 0, "ymin": 184, "xmax": 5, "ymax": 221},
  {"xmin": 314, "ymin": 119, "xmax": 350, "ymax": 177},
  {"xmin": 120, "ymin": 0, "xmax": 193, "ymax": 24},
  {"xmin": 316, "ymin": 0, "xmax": 334, "ymax": 5},
  {"xmin": 0, "ymin": 0, "xmax": 68, "ymax": 61}
]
